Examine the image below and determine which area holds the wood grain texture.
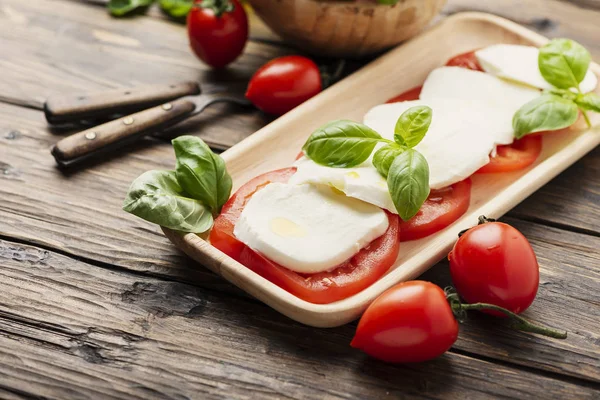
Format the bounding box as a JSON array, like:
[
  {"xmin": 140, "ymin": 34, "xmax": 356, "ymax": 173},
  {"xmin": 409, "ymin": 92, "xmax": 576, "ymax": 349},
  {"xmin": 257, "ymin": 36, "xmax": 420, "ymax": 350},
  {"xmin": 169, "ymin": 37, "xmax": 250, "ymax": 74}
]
[
  {"xmin": 52, "ymin": 99, "xmax": 196, "ymax": 163},
  {"xmin": 44, "ymin": 81, "xmax": 200, "ymax": 124},
  {"xmin": 1, "ymin": 0, "xmax": 600, "ymax": 397},
  {"xmin": 0, "ymin": 237, "xmax": 598, "ymax": 399},
  {"xmin": 1, "ymin": 97, "xmax": 599, "ymax": 381},
  {"xmin": 0, "ymin": 0, "xmax": 291, "ymax": 112}
]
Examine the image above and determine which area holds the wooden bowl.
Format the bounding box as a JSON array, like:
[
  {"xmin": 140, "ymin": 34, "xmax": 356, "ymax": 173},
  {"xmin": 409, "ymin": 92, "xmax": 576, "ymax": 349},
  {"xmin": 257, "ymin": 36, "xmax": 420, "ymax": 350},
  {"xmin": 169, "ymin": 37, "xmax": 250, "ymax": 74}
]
[{"xmin": 248, "ymin": 0, "xmax": 448, "ymax": 58}]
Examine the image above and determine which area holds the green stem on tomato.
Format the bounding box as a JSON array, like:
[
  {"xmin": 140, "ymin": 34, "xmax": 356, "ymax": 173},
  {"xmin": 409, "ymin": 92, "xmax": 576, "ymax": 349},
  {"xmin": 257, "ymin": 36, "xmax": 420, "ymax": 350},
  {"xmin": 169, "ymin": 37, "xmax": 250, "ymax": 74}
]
[
  {"xmin": 199, "ymin": 0, "xmax": 233, "ymax": 17},
  {"xmin": 446, "ymin": 292, "xmax": 567, "ymax": 339}
]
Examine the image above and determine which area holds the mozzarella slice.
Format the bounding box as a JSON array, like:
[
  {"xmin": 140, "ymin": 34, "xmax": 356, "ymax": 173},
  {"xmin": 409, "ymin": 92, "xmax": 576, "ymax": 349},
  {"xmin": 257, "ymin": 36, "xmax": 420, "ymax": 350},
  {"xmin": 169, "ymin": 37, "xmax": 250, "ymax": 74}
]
[
  {"xmin": 365, "ymin": 99, "xmax": 497, "ymax": 189},
  {"xmin": 233, "ymin": 182, "xmax": 389, "ymax": 274},
  {"xmin": 475, "ymin": 44, "xmax": 598, "ymax": 93},
  {"xmin": 420, "ymin": 66, "xmax": 540, "ymax": 145}
]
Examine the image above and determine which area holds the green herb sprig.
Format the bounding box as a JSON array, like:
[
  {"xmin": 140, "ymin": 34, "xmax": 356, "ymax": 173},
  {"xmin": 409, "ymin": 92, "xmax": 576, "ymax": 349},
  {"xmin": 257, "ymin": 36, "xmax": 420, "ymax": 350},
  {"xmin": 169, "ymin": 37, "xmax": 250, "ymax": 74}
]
[
  {"xmin": 123, "ymin": 136, "xmax": 232, "ymax": 233},
  {"xmin": 512, "ymin": 38, "xmax": 600, "ymax": 138},
  {"xmin": 302, "ymin": 106, "xmax": 432, "ymax": 221},
  {"xmin": 108, "ymin": 0, "xmax": 195, "ymax": 19}
]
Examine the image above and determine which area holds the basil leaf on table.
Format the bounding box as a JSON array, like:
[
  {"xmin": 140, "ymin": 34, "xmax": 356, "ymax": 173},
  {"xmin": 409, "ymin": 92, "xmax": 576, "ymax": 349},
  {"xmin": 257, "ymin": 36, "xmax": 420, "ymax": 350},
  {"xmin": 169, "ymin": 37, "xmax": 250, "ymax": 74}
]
[
  {"xmin": 576, "ymin": 92, "xmax": 600, "ymax": 113},
  {"xmin": 512, "ymin": 93, "xmax": 579, "ymax": 138},
  {"xmin": 303, "ymin": 120, "xmax": 386, "ymax": 168},
  {"xmin": 108, "ymin": 0, "xmax": 155, "ymax": 16},
  {"xmin": 387, "ymin": 149, "xmax": 430, "ymax": 221},
  {"xmin": 173, "ymin": 136, "xmax": 232, "ymax": 214},
  {"xmin": 123, "ymin": 170, "xmax": 213, "ymax": 233},
  {"xmin": 159, "ymin": 0, "xmax": 194, "ymax": 18},
  {"xmin": 394, "ymin": 105, "xmax": 432, "ymax": 148},
  {"xmin": 373, "ymin": 145, "xmax": 404, "ymax": 178},
  {"xmin": 538, "ymin": 38, "xmax": 591, "ymax": 89}
]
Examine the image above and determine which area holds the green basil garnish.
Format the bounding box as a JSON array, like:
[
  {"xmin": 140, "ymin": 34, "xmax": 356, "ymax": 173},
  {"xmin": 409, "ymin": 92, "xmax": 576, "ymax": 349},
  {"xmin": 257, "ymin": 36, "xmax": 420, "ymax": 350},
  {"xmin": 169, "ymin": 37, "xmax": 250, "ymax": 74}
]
[
  {"xmin": 303, "ymin": 106, "xmax": 432, "ymax": 221},
  {"xmin": 394, "ymin": 105, "xmax": 432, "ymax": 148},
  {"xmin": 159, "ymin": 0, "xmax": 194, "ymax": 18},
  {"xmin": 576, "ymin": 92, "xmax": 600, "ymax": 113},
  {"xmin": 123, "ymin": 136, "xmax": 232, "ymax": 233},
  {"xmin": 173, "ymin": 136, "xmax": 232, "ymax": 214},
  {"xmin": 513, "ymin": 38, "xmax": 598, "ymax": 136},
  {"xmin": 123, "ymin": 170, "xmax": 214, "ymax": 233},
  {"xmin": 538, "ymin": 38, "xmax": 591, "ymax": 89},
  {"xmin": 513, "ymin": 94, "xmax": 579, "ymax": 138},
  {"xmin": 373, "ymin": 145, "xmax": 404, "ymax": 178},
  {"xmin": 303, "ymin": 120, "xmax": 387, "ymax": 168},
  {"xmin": 108, "ymin": 0, "xmax": 155, "ymax": 16},
  {"xmin": 387, "ymin": 149, "xmax": 430, "ymax": 221}
]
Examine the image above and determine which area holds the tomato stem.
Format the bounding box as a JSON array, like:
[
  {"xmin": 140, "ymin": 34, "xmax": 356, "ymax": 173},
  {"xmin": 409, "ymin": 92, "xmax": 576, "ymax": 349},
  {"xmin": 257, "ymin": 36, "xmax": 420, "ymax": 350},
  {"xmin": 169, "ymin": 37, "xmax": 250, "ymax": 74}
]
[
  {"xmin": 199, "ymin": 0, "xmax": 234, "ymax": 17},
  {"xmin": 446, "ymin": 292, "xmax": 567, "ymax": 339},
  {"xmin": 458, "ymin": 215, "xmax": 496, "ymax": 237}
]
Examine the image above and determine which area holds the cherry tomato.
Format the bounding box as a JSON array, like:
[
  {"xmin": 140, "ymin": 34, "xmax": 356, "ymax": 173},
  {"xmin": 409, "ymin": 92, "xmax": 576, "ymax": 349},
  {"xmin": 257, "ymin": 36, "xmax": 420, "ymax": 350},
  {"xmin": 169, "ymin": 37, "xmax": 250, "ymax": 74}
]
[
  {"xmin": 210, "ymin": 168, "xmax": 400, "ymax": 304},
  {"xmin": 448, "ymin": 221, "xmax": 539, "ymax": 315},
  {"xmin": 476, "ymin": 135, "xmax": 542, "ymax": 174},
  {"xmin": 187, "ymin": 0, "xmax": 248, "ymax": 68},
  {"xmin": 445, "ymin": 50, "xmax": 484, "ymax": 71},
  {"xmin": 246, "ymin": 56, "xmax": 322, "ymax": 116},
  {"xmin": 400, "ymin": 179, "xmax": 471, "ymax": 241},
  {"xmin": 351, "ymin": 281, "xmax": 458, "ymax": 363}
]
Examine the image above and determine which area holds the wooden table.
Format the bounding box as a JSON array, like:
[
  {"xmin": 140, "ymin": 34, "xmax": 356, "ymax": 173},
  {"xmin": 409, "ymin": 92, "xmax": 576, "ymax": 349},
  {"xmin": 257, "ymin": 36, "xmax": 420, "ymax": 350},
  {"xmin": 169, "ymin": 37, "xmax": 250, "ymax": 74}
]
[{"xmin": 1, "ymin": 1, "xmax": 599, "ymax": 398}]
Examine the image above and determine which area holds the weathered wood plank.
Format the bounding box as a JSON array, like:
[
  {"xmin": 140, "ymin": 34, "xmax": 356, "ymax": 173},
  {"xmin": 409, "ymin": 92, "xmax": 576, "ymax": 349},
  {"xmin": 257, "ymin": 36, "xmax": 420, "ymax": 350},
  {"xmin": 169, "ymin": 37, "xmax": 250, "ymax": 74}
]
[
  {"xmin": 0, "ymin": 238, "xmax": 598, "ymax": 399},
  {"xmin": 0, "ymin": 0, "xmax": 291, "ymax": 110},
  {"xmin": 1, "ymin": 98, "xmax": 600, "ymax": 382}
]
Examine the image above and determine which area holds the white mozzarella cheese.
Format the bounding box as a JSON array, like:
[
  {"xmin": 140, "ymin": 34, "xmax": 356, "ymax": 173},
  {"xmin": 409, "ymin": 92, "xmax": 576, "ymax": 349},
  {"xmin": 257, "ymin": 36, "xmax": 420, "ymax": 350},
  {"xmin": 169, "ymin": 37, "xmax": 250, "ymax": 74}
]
[
  {"xmin": 475, "ymin": 44, "xmax": 598, "ymax": 93},
  {"xmin": 233, "ymin": 182, "xmax": 389, "ymax": 274},
  {"xmin": 419, "ymin": 66, "xmax": 540, "ymax": 145},
  {"xmin": 364, "ymin": 99, "xmax": 497, "ymax": 189}
]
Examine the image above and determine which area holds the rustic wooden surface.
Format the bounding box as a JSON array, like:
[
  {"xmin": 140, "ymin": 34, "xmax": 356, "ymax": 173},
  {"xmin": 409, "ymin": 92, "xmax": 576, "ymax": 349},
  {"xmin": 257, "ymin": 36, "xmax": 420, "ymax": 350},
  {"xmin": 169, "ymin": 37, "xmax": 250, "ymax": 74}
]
[{"xmin": 0, "ymin": 0, "xmax": 599, "ymax": 398}]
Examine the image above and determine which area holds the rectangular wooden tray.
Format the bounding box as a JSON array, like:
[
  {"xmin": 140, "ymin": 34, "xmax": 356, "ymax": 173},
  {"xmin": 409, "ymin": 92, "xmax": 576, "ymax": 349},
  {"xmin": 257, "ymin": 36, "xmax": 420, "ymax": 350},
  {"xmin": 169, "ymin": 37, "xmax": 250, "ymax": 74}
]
[{"xmin": 164, "ymin": 12, "xmax": 600, "ymax": 327}]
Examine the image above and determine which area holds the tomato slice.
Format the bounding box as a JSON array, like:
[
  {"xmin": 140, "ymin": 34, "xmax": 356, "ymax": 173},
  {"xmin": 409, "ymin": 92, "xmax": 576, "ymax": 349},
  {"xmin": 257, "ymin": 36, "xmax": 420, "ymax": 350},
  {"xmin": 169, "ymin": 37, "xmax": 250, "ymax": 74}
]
[
  {"xmin": 399, "ymin": 179, "xmax": 472, "ymax": 241},
  {"xmin": 476, "ymin": 135, "xmax": 542, "ymax": 173},
  {"xmin": 445, "ymin": 50, "xmax": 483, "ymax": 71},
  {"xmin": 210, "ymin": 168, "xmax": 401, "ymax": 304},
  {"xmin": 386, "ymin": 85, "xmax": 422, "ymax": 103}
]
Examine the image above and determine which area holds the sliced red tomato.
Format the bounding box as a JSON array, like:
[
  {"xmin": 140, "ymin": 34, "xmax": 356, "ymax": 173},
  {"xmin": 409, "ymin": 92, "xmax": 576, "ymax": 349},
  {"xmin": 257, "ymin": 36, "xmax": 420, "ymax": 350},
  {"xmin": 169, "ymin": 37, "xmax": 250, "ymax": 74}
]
[
  {"xmin": 445, "ymin": 50, "xmax": 483, "ymax": 71},
  {"xmin": 399, "ymin": 179, "xmax": 472, "ymax": 241},
  {"xmin": 209, "ymin": 168, "xmax": 297, "ymax": 261},
  {"xmin": 210, "ymin": 168, "xmax": 401, "ymax": 304},
  {"xmin": 476, "ymin": 135, "xmax": 542, "ymax": 174},
  {"xmin": 386, "ymin": 85, "xmax": 422, "ymax": 103}
]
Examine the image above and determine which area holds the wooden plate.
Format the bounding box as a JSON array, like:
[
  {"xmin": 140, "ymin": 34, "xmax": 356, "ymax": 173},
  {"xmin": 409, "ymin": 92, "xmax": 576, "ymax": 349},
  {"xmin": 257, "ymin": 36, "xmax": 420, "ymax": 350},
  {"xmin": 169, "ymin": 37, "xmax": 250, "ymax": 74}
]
[{"xmin": 164, "ymin": 12, "xmax": 600, "ymax": 328}]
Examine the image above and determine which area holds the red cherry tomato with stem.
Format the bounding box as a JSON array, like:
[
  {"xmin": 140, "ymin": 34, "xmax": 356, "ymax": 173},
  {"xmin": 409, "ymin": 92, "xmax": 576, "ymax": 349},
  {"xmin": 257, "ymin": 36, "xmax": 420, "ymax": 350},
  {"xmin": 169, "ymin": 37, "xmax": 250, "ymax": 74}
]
[
  {"xmin": 246, "ymin": 56, "xmax": 322, "ymax": 116},
  {"xmin": 352, "ymin": 276, "xmax": 566, "ymax": 364},
  {"xmin": 448, "ymin": 217, "xmax": 540, "ymax": 315},
  {"xmin": 187, "ymin": 0, "xmax": 248, "ymax": 68}
]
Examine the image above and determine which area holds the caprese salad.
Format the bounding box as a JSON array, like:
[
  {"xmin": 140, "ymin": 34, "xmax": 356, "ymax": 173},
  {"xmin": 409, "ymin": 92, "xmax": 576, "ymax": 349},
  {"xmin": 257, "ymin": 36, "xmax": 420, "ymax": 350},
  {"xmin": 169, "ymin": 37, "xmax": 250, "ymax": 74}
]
[{"xmin": 124, "ymin": 38, "xmax": 600, "ymax": 305}]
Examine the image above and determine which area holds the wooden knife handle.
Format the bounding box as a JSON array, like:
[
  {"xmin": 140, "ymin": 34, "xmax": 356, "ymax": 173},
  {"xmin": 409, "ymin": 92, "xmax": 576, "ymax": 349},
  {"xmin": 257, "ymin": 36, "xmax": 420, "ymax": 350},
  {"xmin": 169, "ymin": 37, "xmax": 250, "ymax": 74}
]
[
  {"xmin": 44, "ymin": 81, "xmax": 200, "ymax": 124},
  {"xmin": 51, "ymin": 99, "xmax": 195, "ymax": 163}
]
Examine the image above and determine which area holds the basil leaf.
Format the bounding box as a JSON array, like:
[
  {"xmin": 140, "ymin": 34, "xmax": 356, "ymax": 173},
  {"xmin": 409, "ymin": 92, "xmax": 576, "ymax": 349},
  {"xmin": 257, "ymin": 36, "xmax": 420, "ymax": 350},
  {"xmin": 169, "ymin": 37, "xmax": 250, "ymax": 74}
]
[
  {"xmin": 539, "ymin": 38, "xmax": 591, "ymax": 89},
  {"xmin": 373, "ymin": 145, "xmax": 405, "ymax": 178},
  {"xmin": 576, "ymin": 92, "xmax": 600, "ymax": 113},
  {"xmin": 123, "ymin": 170, "xmax": 213, "ymax": 233},
  {"xmin": 512, "ymin": 94, "xmax": 579, "ymax": 138},
  {"xmin": 387, "ymin": 149, "xmax": 430, "ymax": 221},
  {"xmin": 108, "ymin": 0, "xmax": 155, "ymax": 16},
  {"xmin": 303, "ymin": 120, "xmax": 384, "ymax": 168},
  {"xmin": 159, "ymin": 0, "xmax": 194, "ymax": 18},
  {"xmin": 173, "ymin": 136, "xmax": 232, "ymax": 214},
  {"xmin": 394, "ymin": 106, "xmax": 432, "ymax": 148}
]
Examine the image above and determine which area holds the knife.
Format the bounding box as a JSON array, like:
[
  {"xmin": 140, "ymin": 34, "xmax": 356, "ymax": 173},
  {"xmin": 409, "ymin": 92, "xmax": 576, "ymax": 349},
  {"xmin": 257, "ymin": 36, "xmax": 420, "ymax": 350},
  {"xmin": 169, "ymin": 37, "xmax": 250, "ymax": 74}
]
[{"xmin": 49, "ymin": 82, "xmax": 251, "ymax": 166}]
